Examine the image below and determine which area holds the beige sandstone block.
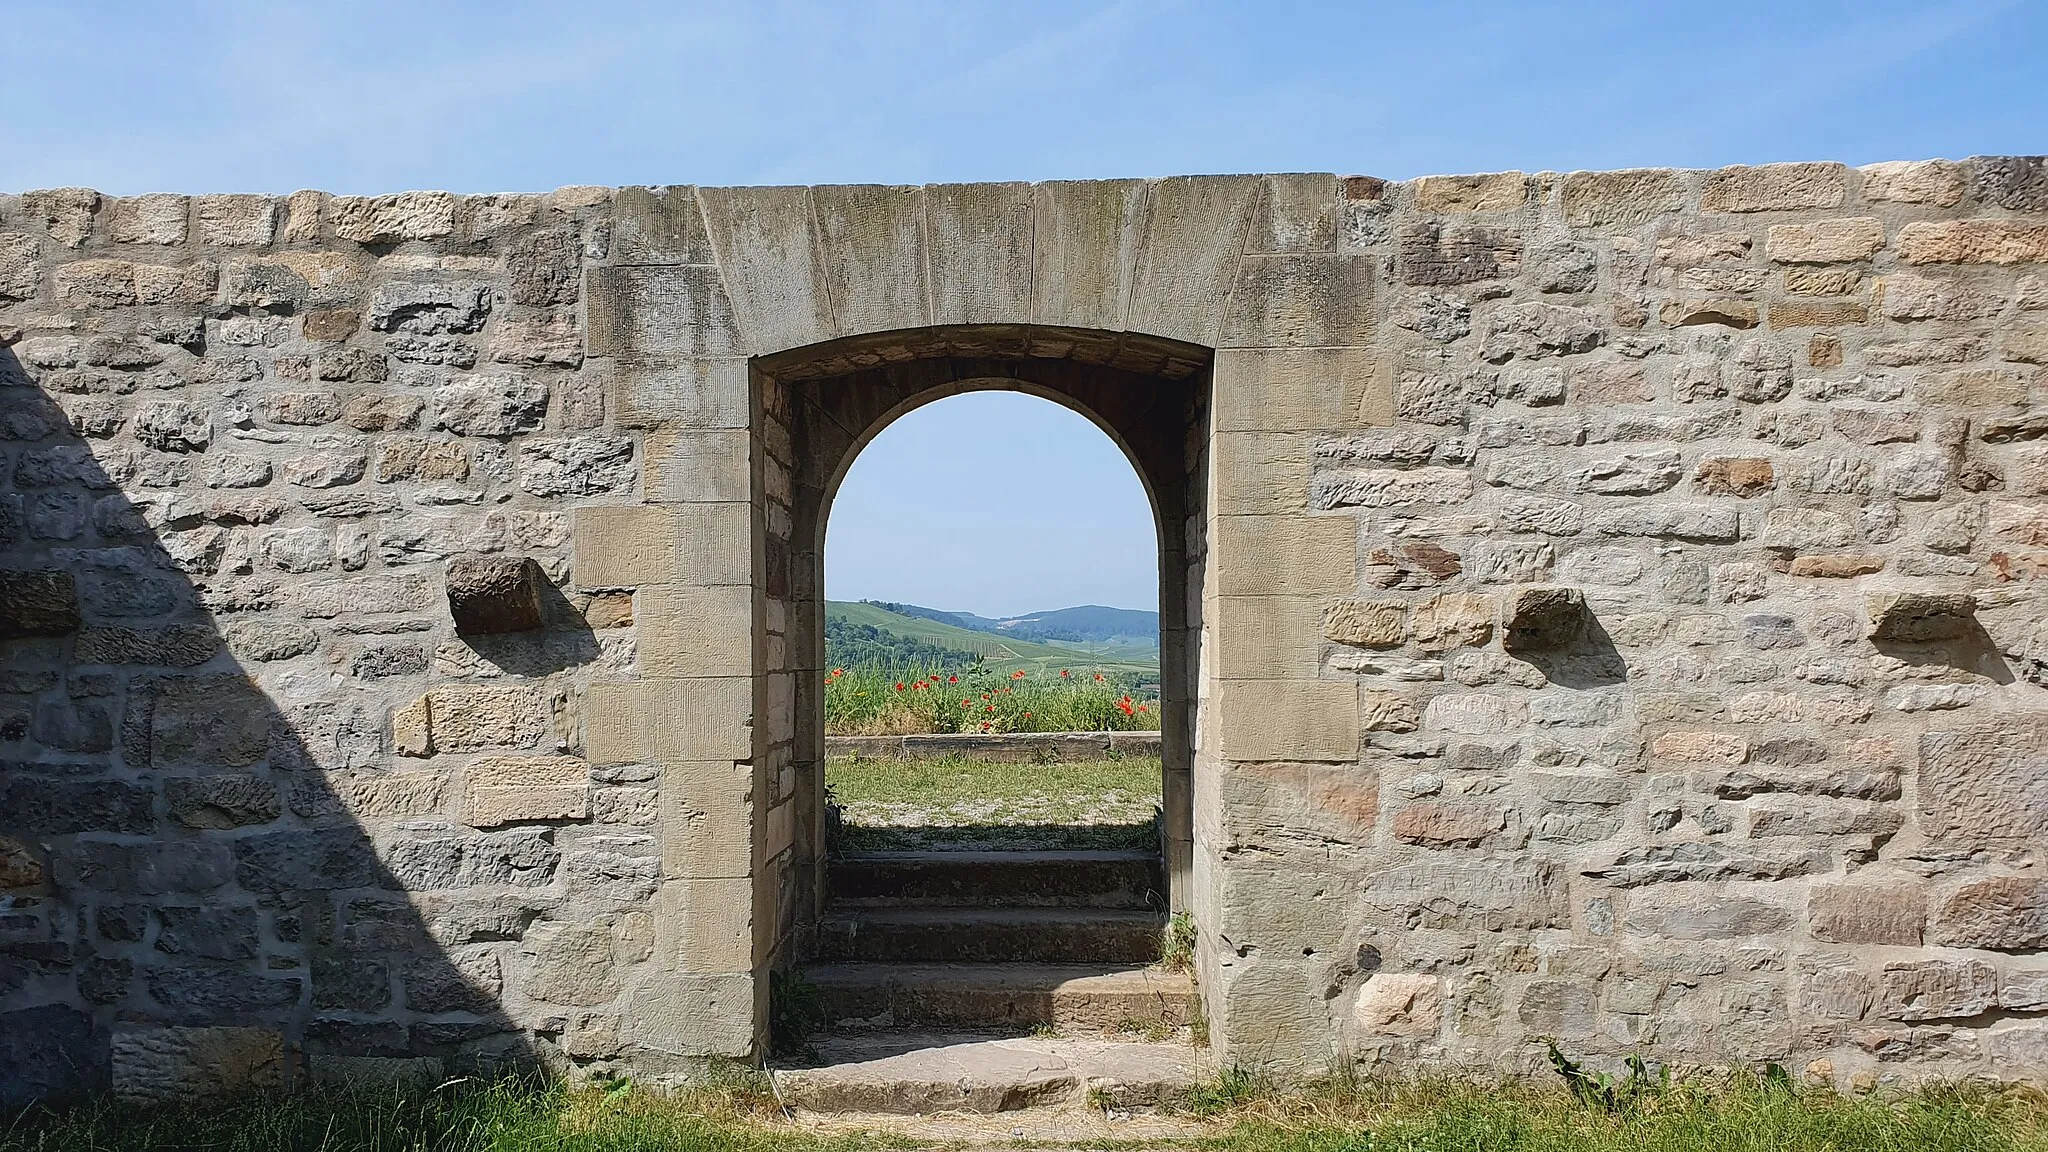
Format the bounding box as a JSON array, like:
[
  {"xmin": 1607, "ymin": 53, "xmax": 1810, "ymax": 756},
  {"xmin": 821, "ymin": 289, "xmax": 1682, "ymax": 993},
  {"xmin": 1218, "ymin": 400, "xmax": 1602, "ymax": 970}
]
[
  {"xmin": 663, "ymin": 759, "xmax": 755, "ymax": 880},
  {"xmin": 611, "ymin": 185, "xmax": 715, "ymax": 265},
  {"xmin": 1767, "ymin": 300, "xmax": 1869, "ymax": 328},
  {"xmin": 636, "ymin": 584, "xmax": 754, "ymax": 678},
  {"xmin": 696, "ymin": 184, "xmax": 833, "ymax": 354},
  {"xmin": 812, "ymin": 184, "xmax": 930, "ymax": 336},
  {"xmin": 1560, "ymin": 168, "xmax": 1688, "ymax": 227},
  {"xmin": 1860, "ymin": 160, "xmax": 1966, "ymax": 206},
  {"xmin": 1809, "ymin": 883, "xmax": 1925, "ymax": 945},
  {"xmin": 1213, "ymin": 347, "xmax": 1379, "ymax": 432},
  {"xmin": 106, "ymin": 194, "xmax": 189, "ymax": 245},
  {"xmin": 1213, "ymin": 513, "xmax": 1357, "ymax": 598},
  {"xmin": 2004, "ymin": 325, "xmax": 2048, "ymax": 365},
  {"xmin": 1216, "ymin": 595, "xmax": 1325, "ymax": 679},
  {"xmin": 925, "ymin": 182, "xmax": 1033, "ymax": 325},
  {"xmin": 1898, "ymin": 220, "xmax": 2048, "ymax": 265},
  {"xmin": 404, "ymin": 685, "xmax": 553, "ymax": 753},
  {"xmin": 1127, "ymin": 174, "xmax": 1263, "ymax": 346},
  {"xmin": 680, "ymin": 877, "xmax": 756, "ymax": 973},
  {"xmin": 1218, "ymin": 252, "xmax": 1376, "ymax": 348},
  {"xmin": 621, "ymin": 970, "xmax": 759, "ymax": 1058},
  {"xmin": 1413, "ymin": 172, "xmax": 1528, "ymax": 213},
  {"xmin": 1246, "ymin": 172, "xmax": 1337, "ymax": 254},
  {"xmin": 585, "ymin": 678, "xmax": 753, "ymax": 765},
  {"xmin": 1701, "ymin": 162, "xmax": 1848, "ymax": 212},
  {"xmin": 643, "ymin": 428, "xmax": 752, "ymax": 503},
  {"xmin": 330, "ymin": 191, "xmax": 457, "ymax": 242},
  {"xmin": 1409, "ymin": 592, "xmax": 1495, "ymax": 652},
  {"xmin": 574, "ymin": 503, "xmax": 753, "ymax": 589},
  {"xmin": 1765, "ymin": 218, "xmax": 1886, "ymax": 263},
  {"xmin": 1217, "ymin": 679, "xmax": 1360, "ymax": 762},
  {"xmin": 612, "ymin": 358, "xmax": 750, "ymax": 430},
  {"xmin": 586, "ymin": 264, "xmax": 744, "ymax": 359},
  {"xmin": 1030, "ymin": 179, "xmax": 1146, "ymax": 330},
  {"xmin": 1651, "ymin": 730, "xmax": 1748, "ymax": 763},
  {"xmin": 1324, "ymin": 598, "xmax": 1406, "ymax": 647},
  {"xmin": 1351, "ymin": 973, "xmax": 1441, "ymax": 1037},
  {"xmin": 1212, "ymin": 431, "xmax": 1312, "ymax": 515},
  {"xmin": 465, "ymin": 755, "xmax": 589, "ymax": 827}
]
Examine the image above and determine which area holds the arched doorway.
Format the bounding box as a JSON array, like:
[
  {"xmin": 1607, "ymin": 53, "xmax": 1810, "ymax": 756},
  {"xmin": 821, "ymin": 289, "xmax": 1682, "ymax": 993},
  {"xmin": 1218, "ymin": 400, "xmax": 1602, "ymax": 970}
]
[{"xmin": 753, "ymin": 325, "xmax": 1210, "ymax": 1045}]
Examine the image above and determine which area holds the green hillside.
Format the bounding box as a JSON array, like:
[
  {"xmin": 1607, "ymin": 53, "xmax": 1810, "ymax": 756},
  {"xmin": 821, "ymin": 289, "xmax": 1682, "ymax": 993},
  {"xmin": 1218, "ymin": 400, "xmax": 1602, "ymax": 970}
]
[{"xmin": 825, "ymin": 600, "xmax": 1158, "ymax": 679}]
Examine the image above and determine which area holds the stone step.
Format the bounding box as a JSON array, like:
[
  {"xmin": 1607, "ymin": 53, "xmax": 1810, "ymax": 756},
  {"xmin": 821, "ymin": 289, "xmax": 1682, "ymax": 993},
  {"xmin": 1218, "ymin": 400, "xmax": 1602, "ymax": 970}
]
[
  {"xmin": 815, "ymin": 908, "xmax": 1165, "ymax": 964},
  {"xmin": 804, "ymin": 962, "xmax": 1198, "ymax": 1033},
  {"xmin": 772, "ymin": 1032, "xmax": 1204, "ymax": 1115},
  {"xmin": 829, "ymin": 850, "xmax": 1164, "ymax": 909}
]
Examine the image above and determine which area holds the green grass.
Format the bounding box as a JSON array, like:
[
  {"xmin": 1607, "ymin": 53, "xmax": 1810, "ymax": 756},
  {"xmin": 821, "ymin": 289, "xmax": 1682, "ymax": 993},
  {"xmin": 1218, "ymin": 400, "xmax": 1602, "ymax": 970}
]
[
  {"xmin": 1183, "ymin": 1070, "xmax": 2048, "ymax": 1152},
  {"xmin": 824, "ymin": 663, "xmax": 1159, "ymax": 735},
  {"xmin": 9, "ymin": 1070, "xmax": 2043, "ymax": 1152},
  {"xmin": 826, "ymin": 600, "xmax": 1158, "ymax": 678},
  {"xmin": 827, "ymin": 752, "xmax": 1161, "ymax": 851},
  {"xmin": 0, "ymin": 1072, "xmax": 880, "ymax": 1152}
]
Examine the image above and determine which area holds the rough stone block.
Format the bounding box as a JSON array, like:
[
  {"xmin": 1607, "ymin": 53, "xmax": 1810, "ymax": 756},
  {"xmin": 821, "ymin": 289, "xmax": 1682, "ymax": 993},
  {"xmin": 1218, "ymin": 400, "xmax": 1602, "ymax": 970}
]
[
  {"xmin": 1216, "ymin": 680, "xmax": 1358, "ymax": 762},
  {"xmin": 1560, "ymin": 168, "xmax": 1688, "ymax": 227},
  {"xmin": 1933, "ymin": 876, "xmax": 2048, "ymax": 951},
  {"xmin": 1809, "ymin": 883, "xmax": 1924, "ymax": 944},
  {"xmin": 1877, "ymin": 959, "xmax": 1997, "ymax": 1022},
  {"xmin": 1861, "ymin": 160, "xmax": 1966, "ymax": 206},
  {"xmin": 1413, "ymin": 171, "xmax": 1527, "ymax": 212},
  {"xmin": 1918, "ymin": 715, "xmax": 2048, "ymax": 844},
  {"xmin": 445, "ymin": 555, "xmax": 546, "ymax": 635},
  {"xmin": 0, "ymin": 569, "xmax": 80, "ymax": 637},
  {"xmin": 329, "ymin": 192, "xmax": 457, "ymax": 242},
  {"xmin": 521, "ymin": 920, "xmax": 620, "ymax": 1006},
  {"xmin": 1701, "ymin": 163, "xmax": 1848, "ymax": 212},
  {"xmin": 1898, "ymin": 219, "xmax": 2048, "ymax": 264},
  {"xmin": 1765, "ymin": 218, "xmax": 1885, "ymax": 263},
  {"xmin": 193, "ymin": 194, "xmax": 277, "ymax": 246},
  {"xmin": 111, "ymin": 1027, "xmax": 283, "ymax": 1104},
  {"xmin": 1501, "ymin": 587, "xmax": 1587, "ymax": 653},
  {"xmin": 466, "ymin": 755, "xmax": 589, "ymax": 827},
  {"xmin": 408, "ymin": 684, "xmax": 554, "ymax": 753},
  {"xmin": 1324, "ymin": 598, "xmax": 1405, "ymax": 648}
]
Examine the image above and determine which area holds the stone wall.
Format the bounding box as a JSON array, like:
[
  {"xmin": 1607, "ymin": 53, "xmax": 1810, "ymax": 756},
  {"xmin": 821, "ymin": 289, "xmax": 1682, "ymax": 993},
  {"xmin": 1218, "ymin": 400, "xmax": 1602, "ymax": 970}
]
[
  {"xmin": 1198, "ymin": 158, "xmax": 2048, "ymax": 1087},
  {"xmin": 0, "ymin": 160, "xmax": 2044, "ymax": 1101}
]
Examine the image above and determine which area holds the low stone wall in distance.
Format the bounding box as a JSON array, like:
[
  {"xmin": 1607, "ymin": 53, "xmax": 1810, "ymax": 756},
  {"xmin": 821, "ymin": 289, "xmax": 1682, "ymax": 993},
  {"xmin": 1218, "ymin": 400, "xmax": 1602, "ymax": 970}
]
[{"xmin": 825, "ymin": 731, "xmax": 1164, "ymax": 762}]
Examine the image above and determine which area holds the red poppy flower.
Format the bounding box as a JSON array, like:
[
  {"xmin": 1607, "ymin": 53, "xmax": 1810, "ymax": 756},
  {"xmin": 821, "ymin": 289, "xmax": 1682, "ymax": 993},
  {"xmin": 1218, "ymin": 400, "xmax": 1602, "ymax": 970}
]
[
  {"xmin": 1094, "ymin": 673, "xmax": 1105, "ymax": 682},
  {"xmin": 949, "ymin": 675, "xmax": 958, "ymax": 683},
  {"xmin": 1060, "ymin": 670, "xmax": 1070, "ymax": 678},
  {"xmin": 894, "ymin": 682, "xmax": 905, "ymax": 692},
  {"xmin": 1011, "ymin": 670, "xmax": 1025, "ymax": 679}
]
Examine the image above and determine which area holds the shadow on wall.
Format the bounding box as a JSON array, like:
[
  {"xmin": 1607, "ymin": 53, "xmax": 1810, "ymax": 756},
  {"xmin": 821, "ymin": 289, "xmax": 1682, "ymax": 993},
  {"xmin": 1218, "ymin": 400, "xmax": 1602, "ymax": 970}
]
[{"xmin": 0, "ymin": 345, "xmax": 562, "ymax": 1106}]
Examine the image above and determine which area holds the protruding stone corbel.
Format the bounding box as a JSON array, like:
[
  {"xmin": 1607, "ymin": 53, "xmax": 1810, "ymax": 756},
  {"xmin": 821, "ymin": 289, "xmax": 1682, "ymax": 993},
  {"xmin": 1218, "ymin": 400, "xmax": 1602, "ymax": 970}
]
[
  {"xmin": 1501, "ymin": 587, "xmax": 1587, "ymax": 653},
  {"xmin": 1867, "ymin": 591, "xmax": 1978, "ymax": 642},
  {"xmin": 446, "ymin": 556, "xmax": 546, "ymax": 635}
]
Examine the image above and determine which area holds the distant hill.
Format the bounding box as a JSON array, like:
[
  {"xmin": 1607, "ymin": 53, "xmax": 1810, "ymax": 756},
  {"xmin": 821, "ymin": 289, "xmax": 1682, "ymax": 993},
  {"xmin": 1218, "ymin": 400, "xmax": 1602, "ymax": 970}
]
[
  {"xmin": 862, "ymin": 601, "xmax": 1159, "ymax": 645},
  {"xmin": 826, "ymin": 601, "xmax": 1158, "ymax": 679}
]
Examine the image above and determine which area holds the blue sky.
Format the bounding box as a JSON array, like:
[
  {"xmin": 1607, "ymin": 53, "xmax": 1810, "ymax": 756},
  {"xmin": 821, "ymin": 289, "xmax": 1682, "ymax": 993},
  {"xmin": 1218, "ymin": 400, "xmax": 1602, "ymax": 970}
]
[{"xmin": 10, "ymin": 0, "xmax": 2041, "ymax": 616}]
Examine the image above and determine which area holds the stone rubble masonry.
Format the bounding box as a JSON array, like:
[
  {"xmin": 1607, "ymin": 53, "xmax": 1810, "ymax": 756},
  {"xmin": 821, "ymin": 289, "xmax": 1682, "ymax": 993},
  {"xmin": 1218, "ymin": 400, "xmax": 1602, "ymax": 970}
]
[{"xmin": 0, "ymin": 157, "xmax": 2045, "ymax": 1101}]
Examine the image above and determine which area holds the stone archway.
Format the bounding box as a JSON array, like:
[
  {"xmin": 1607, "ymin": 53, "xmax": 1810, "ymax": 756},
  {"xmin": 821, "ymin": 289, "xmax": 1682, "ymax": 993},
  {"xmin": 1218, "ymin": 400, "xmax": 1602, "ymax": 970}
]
[{"xmin": 755, "ymin": 324, "xmax": 1212, "ymax": 958}]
